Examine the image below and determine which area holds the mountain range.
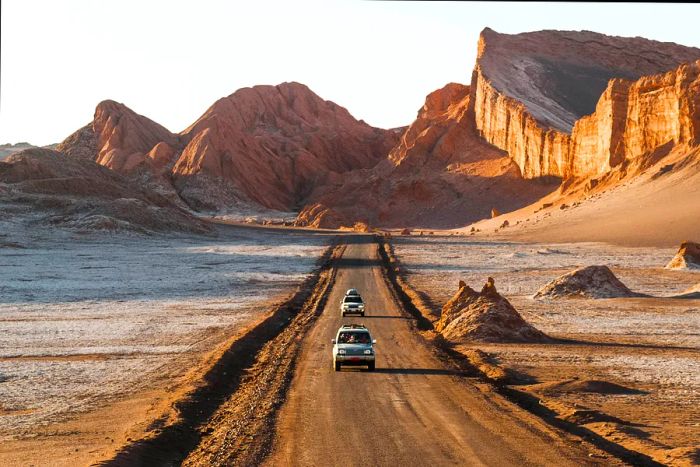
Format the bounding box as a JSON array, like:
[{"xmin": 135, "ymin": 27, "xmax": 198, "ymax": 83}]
[{"xmin": 2, "ymin": 27, "xmax": 699, "ymax": 240}]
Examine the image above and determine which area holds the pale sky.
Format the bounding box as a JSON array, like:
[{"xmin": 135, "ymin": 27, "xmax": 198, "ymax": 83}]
[{"xmin": 2, "ymin": 1, "xmax": 700, "ymax": 146}]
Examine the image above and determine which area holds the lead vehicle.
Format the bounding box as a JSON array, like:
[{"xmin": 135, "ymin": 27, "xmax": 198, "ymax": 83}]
[{"xmin": 331, "ymin": 324, "xmax": 376, "ymax": 371}]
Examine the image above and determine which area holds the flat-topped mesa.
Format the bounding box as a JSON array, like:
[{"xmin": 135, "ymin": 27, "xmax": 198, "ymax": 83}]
[
  {"xmin": 172, "ymin": 82, "xmax": 397, "ymax": 211},
  {"xmin": 471, "ymin": 28, "xmax": 700, "ymax": 179}
]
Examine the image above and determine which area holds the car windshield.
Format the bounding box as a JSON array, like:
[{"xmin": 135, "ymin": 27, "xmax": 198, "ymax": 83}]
[
  {"xmin": 343, "ymin": 296, "xmax": 362, "ymax": 303},
  {"xmin": 337, "ymin": 332, "xmax": 371, "ymax": 344}
]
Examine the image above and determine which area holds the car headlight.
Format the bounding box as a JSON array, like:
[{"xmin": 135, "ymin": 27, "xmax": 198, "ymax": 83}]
[
  {"xmin": 338, "ymin": 349, "xmax": 346, "ymax": 354},
  {"xmin": 364, "ymin": 349, "xmax": 372, "ymax": 355},
  {"xmin": 359, "ymin": 304, "xmax": 364, "ymax": 309}
]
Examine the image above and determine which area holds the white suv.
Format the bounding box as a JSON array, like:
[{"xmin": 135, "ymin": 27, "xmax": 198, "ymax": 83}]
[
  {"xmin": 332, "ymin": 324, "xmax": 376, "ymax": 371},
  {"xmin": 340, "ymin": 293, "xmax": 365, "ymax": 317}
]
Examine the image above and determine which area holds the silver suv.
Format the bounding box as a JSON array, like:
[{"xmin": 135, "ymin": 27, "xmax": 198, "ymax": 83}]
[
  {"xmin": 340, "ymin": 290, "xmax": 365, "ymax": 317},
  {"xmin": 332, "ymin": 324, "xmax": 376, "ymax": 371}
]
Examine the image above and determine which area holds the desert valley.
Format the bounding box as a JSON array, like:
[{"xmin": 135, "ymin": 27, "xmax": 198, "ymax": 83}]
[{"xmin": 1, "ymin": 21, "xmax": 700, "ymax": 467}]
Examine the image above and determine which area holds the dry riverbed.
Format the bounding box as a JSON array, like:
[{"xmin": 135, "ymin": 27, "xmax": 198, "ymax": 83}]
[{"xmin": 392, "ymin": 235, "xmax": 700, "ymax": 466}]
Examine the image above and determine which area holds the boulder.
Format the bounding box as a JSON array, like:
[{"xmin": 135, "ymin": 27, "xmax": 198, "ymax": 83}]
[
  {"xmin": 533, "ymin": 265, "xmax": 641, "ymax": 299},
  {"xmin": 666, "ymin": 241, "xmax": 700, "ymax": 269},
  {"xmin": 436, "ymin": 279, "xmax": 548, "ymax": 343}
]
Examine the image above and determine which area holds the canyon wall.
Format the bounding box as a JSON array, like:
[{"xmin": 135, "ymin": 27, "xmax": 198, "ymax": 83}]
[
  {"xmin": 471, "ymin": 28, "xmax": 700, "ymax": 180},
  {"xmin": 569, "ymin": 60, "xmax": 700, "ymax": 177}
]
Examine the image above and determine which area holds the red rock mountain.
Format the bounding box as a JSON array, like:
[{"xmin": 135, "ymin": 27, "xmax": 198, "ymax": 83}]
[
  {"xmin": 58, "ymin": 100, "xmax": 180, "ymax": 173},
  {"xmin": 296, "ymin": 83, "xmax": 556, "ymax": 228},
  {"xmin": 59, "ymin": 82, "xmax": 397, "ymax": 213},
  {"xmin": 53, "ymin": 28, "xmax": 700, "ymax": 232}
]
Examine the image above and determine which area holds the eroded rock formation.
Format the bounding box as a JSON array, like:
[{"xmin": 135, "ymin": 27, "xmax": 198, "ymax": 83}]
[
  {"xmin": 436, "ymin": 279, "xmax": 548, "ymax": 343},
  {"xmin": 171, "ymin": 82, "xmax": 397, "ymax": 211},
  {"xmin": 296, "ymin": 83, "xmax": 556, "ymax": 228},
  {"xmin": 59, "ymin": 83, "xmax": 397, "ymax": 214},
  {"xmin": 0, "ymin": 148, "xmax": 209, "ymax": 233},
  {"xmin": 59, "ymin": 100, "xmax": 180, "ymax": 173},
  {"xmin": 666, "ymin": 241, "xmax": 700, "ymax": 269},
  {"xmin": 533, "ymin": 265, "xmax": 642, "ymax": 299},
  {"xmin": 47, "ymin": 28, "xmax": 700, "ymax": 230}
]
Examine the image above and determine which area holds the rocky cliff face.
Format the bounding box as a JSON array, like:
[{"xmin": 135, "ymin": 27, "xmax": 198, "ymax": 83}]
[
  {"xmin": 296, "ymin": 83, "xmax": 556, "ymax": 228},
  {"xmin": 471, "ymin": 28, "xmax": 700, "ymax": 179},
  {"xmin": 570, "ymin": 61, "xmax": 700, "ymax": 177}
]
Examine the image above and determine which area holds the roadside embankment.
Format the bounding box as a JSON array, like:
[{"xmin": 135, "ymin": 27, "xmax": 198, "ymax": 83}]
[
  {"xmin": 101, "ymin": 240, "xmax": 345, "ymax": 466},
  {"xmin": 376, "ymin": 235, "xmax": 684, "ymax": 467}
]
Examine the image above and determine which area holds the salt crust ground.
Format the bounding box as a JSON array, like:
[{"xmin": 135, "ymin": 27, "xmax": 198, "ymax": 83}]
[
  {"xmin": 392, "ymin": 236, "xmax": 700, "ymax": 452},
  {"xmin": 0, "ymin": 223, "xmax": 329, "ymax": 440}
]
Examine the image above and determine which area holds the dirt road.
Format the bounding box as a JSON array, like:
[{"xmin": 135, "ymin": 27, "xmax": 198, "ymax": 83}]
[{"xmin": 264, "ymin": 237, "xmax": 603, "ymax": 466}]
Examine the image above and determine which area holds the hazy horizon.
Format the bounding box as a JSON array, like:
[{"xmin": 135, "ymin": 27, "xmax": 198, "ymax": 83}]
[{"xmin": 2, "ymin": 0, "xmax": 700, "ymax": 146}]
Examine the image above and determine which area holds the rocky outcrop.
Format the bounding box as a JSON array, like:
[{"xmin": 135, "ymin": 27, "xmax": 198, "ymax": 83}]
[
  {"xmin": 59, "ymin": 100, "xmax": 180, "ymax": 173},
  {"xmin": 0, "ymin": 148, "xmax": 209, "ymax": 234},
  {"xmin": 296, "ymin": 83, "xmax": 556, "ymax": 228},
  {"xmin": 533, "ymin": 265, "xmax": 642, "ymax": 299},
  {"xmin": 172, "ymin": 82, "xmax": 397, "ymax": 211},
  {"xmin": 436, "ymin": 278, "xmax": 548, "ymax": 343},
  {"xmin": 570, "ymin": 61, "xmax": 700, "ymax": 177},
  {"xmin": 471, "ymin": 28, "xmax": 700, "ymax": 180},
  {"xmin": 666, "ymin": 241, "xmax": 700, "ymax": 269}
]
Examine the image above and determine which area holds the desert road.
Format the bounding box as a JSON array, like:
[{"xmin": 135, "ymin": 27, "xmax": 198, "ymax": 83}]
[{"xmin": 263, "ymin": 237, "xmax": 602, "ymax": 466}]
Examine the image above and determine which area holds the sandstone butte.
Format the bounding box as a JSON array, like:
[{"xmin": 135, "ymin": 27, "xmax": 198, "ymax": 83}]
[
  {"xmin": 59, "ymin": 82, "xmax": 398, "ymax": 212},
  {"xmin": 472, "ymin": 28, "xmax": 700, "ymax": 180}
]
